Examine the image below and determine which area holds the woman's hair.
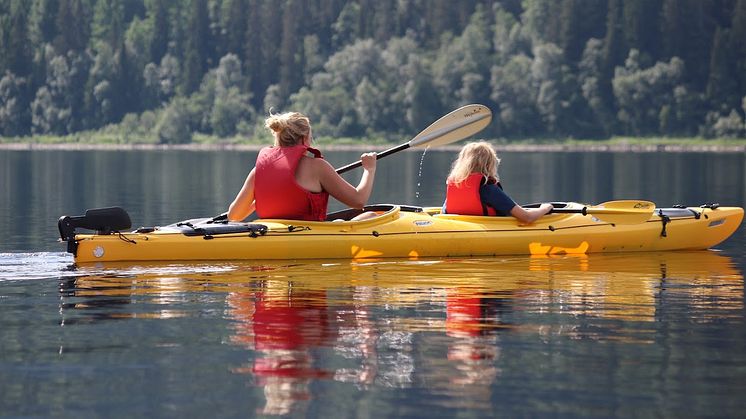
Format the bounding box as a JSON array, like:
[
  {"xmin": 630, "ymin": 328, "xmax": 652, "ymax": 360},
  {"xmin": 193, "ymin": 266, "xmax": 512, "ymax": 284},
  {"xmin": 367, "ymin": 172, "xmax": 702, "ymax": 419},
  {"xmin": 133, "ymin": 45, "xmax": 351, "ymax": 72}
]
[
  {"xmin": 264, "ymin": 111, "xmax": 311, "ymax": 147},
  {"xmin": 447, "ymin": 141, "xmax": 500, "ymax": 185}
]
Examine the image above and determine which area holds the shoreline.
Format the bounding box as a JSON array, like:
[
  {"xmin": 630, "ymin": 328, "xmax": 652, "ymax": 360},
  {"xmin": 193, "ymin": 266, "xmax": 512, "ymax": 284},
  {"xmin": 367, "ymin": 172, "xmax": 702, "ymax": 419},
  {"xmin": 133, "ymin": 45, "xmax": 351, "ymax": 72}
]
[{"xmin": 1, "ymin": 141, "xmax": 745, "ymax": 153}]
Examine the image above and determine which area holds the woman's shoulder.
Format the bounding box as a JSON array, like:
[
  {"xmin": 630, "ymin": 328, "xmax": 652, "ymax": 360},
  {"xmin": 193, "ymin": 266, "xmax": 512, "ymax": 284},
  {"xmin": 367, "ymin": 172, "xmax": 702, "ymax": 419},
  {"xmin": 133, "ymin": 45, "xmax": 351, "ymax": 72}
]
[{"xmin": 301, "ymin": 154, "xmax": 334, "ymax": 172}]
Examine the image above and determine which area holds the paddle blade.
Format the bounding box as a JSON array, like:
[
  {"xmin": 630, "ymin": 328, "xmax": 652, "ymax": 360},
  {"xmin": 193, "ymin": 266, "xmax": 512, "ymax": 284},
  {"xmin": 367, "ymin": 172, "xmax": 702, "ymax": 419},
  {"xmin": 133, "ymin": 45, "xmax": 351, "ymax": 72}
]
[
  {"xmin": 587, "ymin": 200, "xmax": 656, "ymax": 224},
  {"xmin": 408, "ymin": 104, "xmax": 492, "ymax": 149}
]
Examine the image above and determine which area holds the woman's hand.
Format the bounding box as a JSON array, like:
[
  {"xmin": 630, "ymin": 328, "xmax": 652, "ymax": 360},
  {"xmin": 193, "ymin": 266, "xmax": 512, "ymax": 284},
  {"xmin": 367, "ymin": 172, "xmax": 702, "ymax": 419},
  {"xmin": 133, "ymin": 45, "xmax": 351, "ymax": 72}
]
[{"xmin": 360, "ymin": 152, "xmax": 377, "ymax": 172}]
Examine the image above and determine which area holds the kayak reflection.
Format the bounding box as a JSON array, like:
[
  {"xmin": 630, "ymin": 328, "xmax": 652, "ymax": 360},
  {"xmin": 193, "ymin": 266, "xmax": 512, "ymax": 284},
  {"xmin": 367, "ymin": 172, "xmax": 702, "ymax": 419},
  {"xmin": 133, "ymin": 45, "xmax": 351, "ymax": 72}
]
[{"xmin": 59, "ymin": 251, "xmax": 743, "ymax": 413}]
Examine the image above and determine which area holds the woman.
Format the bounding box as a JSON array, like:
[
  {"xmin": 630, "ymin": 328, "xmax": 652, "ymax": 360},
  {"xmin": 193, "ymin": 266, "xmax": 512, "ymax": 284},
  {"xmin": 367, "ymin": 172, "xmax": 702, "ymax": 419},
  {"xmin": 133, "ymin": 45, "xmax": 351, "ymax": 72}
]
[
  {"xmin": 228, "ymin": 111, "xmax": 377, "ymax": 221},
  {"xmin": 443, "ymin": 141, "xmax": 553, "ymax": 224}
]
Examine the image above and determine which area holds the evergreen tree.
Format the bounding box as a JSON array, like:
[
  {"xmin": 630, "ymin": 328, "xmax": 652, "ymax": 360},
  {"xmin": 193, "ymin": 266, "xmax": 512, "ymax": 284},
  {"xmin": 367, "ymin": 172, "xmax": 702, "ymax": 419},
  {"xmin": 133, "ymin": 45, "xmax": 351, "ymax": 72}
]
[
  {"xmin": 181, "ymin": 0, "xmax": 210, "ymax": 94},
  {"xmin": 278, "ymin": 0, "xmax": 306, "ymax": 102},
  {"xmin": 257, "ymin": 0, "xmax": 282, "ymax": 111},
  {"xmin": 662, "ymin": 0, "xmax": 713, "ymax": 89},
  {"xmin": 557, "ymin": 0, "xmax": 607, "ymax": 63},
  {"xmin": 621, "ymin": 0, "xmax": 662, "ymax": 63},
  {"xmin": 332, "ymin": 1, "xmax": 360, "ymax": 49},
  {"xmin": 706, "ymin": 27, "xmax": 739, "ymax": 108},
  {"xmin": 1, "ymin": 0, "xmax": 33, "ymax": 77},
  {"xmin": 579, "ymin": 37, "xmax": 613, "ymax": 137},
  {"xmin": 28, "ymin": 0, "xmax": 60, "ymax": 46},
  {"xmin": 220, "ymin": 0, "xmax": 248, "ymax": 58},
  {"xmin": 243, "ymin": 0, "xmax": 266, "ymax": 110},
  {"xmin": 732, "ymin": 0, "xmax": 746, "ymax": 100},
  {"xmin": 148, "ymin": 0, "xmax": 170, "ymax": 63},
  {"xmin": 54, "ymin": 0, "xmax": 90, "ymax": 53},
  {"xmin": 598, "ymin": 0, "xmax": 627, "ymax": 132},
  {"xmin": 91, "ymin": 0, "xmax": 125, "ymax": 50}
]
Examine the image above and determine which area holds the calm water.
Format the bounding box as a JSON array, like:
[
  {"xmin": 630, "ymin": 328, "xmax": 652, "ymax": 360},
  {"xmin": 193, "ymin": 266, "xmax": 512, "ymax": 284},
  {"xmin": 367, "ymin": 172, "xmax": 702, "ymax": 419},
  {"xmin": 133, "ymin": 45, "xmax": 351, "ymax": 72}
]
[{"xmin": 1, "ymin": 149, "xmax": 745, "ymax": 417}]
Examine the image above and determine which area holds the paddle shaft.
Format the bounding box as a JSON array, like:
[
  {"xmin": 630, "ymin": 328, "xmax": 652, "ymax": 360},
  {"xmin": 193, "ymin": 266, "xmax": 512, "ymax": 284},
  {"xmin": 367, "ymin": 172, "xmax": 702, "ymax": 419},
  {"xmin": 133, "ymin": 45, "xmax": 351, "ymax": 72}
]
[
  {"xmin": 336, "ymin": 143, "xmax": 409, "ymax": 174},
  {"xmin": 550, "ymin": 208, "xmax": 590, "ymax": 216},
  {"xmin": 335, "ymin": 110, "xmax": 491, "ymax": 174}
]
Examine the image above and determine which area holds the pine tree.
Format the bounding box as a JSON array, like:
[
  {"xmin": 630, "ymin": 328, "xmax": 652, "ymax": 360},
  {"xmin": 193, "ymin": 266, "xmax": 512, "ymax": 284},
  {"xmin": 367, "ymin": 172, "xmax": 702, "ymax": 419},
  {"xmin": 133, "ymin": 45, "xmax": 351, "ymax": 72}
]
[
  {"xmin": 91, "ymin": 0, "xmax": 125, "ymax": 50},
  {"xmin": 220, "ymin": 0, "xmax": 248, "ymax": 58},
  {"xmin": 244, "ymin": 0, "xmax": 265, "ymax": 109},
  {"xmin": 258, "ymin": 0, "xmax": 282, "ymax": 108},
  {"xmin": 599, "ymin": 0, "xmax": 627, "ymax": 124},
  {"xmin": 181, "ymin": 0, "xmax": 210, "ymax": 94},
  {"xmin": 621, "ymin": 0, "xmax": 662, "ymax": 63},
  {"xmin": 278, "ymin": 0, "xmax": 305, "ymax": 102},
  {"xmin": 54, "ymin": 0, "xmax": 89, "ymax": 53},
  {"xmin": 732, "ymin": 0, "xmax": 746, "ymax": 99},
  {"xmin": 148, "ymin": 0, "xmax": 169, "ymax": 63},
  {"xmin": 3, "ymin": 0, "xmax": 33, "ymax": 76},
  {"xmin": 28, "ymin": 0, "xmax": 59, "ymax": 46},
  {"xmin": 706, "ymin": 27, "xmax": 738, "ymax": 107},
  {"xmin": 662, "ymin": 0, "xmax": 714, "ymax": 89}
]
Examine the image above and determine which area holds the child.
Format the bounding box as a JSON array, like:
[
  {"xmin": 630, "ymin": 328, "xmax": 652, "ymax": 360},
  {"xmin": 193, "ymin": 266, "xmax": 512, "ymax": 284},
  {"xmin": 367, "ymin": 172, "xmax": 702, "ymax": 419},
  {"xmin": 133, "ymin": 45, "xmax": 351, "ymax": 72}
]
[{"xmin": 443, "ymin": 141, "xmax": 553, "ymax": 223}]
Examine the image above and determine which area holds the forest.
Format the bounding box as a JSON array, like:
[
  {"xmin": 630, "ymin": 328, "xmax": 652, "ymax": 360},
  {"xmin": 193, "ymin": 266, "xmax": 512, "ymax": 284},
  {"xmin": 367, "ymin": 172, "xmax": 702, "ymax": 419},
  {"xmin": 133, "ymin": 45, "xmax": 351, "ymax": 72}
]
[{"xmin": 1, "ymin": 0, "xmax": 745, "ymax": 144}]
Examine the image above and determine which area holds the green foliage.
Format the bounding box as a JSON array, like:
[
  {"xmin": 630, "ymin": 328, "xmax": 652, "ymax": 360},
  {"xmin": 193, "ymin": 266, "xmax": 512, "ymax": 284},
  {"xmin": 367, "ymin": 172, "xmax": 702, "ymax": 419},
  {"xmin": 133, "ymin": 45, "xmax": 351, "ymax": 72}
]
[
  {"xmin": 0, "ymin": 71, "xmax": 30, "ymax": 136},
  {"xmin": 155, "ymin": 97, "xmax": 191, "ymax": 143},
  {"xmin": 612, "ymin": 50, "xmax": 686, "ymax": 136},
  {"xmin": 0, "ymin": 0, "xmax": 745, "ymax": 143}
]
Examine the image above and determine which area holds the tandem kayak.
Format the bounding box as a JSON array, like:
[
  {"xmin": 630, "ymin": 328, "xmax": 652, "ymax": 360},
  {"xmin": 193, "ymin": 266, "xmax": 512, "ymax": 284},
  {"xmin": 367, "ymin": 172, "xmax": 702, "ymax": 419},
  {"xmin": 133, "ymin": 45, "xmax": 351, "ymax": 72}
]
[{"xmin": 58, "ymin": 202, "xmax": 743, "ymax": 263}]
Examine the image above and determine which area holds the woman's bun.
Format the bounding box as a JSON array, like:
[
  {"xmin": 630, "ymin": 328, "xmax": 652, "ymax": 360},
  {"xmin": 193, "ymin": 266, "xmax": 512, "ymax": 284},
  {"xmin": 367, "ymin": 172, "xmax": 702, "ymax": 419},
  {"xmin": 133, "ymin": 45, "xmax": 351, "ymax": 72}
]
[{"xmin": 264, "ymin": 112, "xmax": 310, "ymax": 147}]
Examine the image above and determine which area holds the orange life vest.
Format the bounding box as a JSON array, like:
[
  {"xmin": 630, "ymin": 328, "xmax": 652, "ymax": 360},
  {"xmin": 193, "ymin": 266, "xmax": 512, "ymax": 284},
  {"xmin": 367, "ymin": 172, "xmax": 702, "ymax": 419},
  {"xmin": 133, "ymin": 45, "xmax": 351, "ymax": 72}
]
[
  {"xmin": 254, "ymin": 145, "xmax": 329, "ymax": 221},
  {"xmin": 445, "ymin": 173, "xmax": 497, "ymax": 216}
]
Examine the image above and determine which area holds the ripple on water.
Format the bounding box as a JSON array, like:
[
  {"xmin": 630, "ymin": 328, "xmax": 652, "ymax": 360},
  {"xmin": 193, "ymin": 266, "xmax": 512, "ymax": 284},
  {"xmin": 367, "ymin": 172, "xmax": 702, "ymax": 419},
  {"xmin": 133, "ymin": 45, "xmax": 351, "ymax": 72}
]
[{"xmin": 0, "ymin": 252, "xmax": 78, "ymax": 281}]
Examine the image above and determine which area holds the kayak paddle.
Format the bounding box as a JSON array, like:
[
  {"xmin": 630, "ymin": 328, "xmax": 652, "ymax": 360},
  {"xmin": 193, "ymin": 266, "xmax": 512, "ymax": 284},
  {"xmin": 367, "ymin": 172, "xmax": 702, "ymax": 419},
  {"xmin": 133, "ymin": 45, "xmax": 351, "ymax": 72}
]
[
  {"xmin": 336, "ymin": 104, "xmax": 492, "ymax": 174},
  {"xmin": 550, "ymin": 200, "xmax": 655, "ymax": 224}
]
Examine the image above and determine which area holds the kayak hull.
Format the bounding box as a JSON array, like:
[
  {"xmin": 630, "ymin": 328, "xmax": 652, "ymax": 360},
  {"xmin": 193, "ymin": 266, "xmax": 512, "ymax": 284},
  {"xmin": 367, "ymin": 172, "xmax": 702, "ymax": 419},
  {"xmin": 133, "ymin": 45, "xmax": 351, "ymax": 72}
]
[{"xmin": 64, "ymin": 203, "xmax": 744, "ymax": 263}]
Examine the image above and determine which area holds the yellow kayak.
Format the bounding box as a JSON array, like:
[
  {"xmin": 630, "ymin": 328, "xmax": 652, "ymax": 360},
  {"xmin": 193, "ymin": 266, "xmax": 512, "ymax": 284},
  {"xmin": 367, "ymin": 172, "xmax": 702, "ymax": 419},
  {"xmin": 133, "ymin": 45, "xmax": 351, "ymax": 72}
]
[{"xmin": 58, "ymin": 202, "xmax": 743, "ymax": 263}]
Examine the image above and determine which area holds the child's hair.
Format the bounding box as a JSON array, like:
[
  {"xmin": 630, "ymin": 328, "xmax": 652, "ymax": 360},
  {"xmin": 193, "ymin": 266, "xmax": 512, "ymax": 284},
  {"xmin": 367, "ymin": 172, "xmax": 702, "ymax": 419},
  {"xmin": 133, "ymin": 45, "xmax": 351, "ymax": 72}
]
[
  {"xmin": 447, "ymin": 141, "xmax": 500, "ymax": 185},
  {"xmin": 264, "ymin": 111, "xmax": 311, "ymax": 147}
]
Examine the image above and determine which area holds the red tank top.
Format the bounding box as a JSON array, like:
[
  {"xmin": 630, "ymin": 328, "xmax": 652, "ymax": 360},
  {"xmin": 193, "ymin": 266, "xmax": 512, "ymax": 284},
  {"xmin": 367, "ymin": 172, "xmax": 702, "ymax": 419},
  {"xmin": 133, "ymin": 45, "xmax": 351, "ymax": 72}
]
[
  {"xmin": 445, "ymin": 173, "xmax": 497, "ymax": 216},
  {"xmin": 254, "ymin": 145, "xmax": 329, "ymax": 221}
]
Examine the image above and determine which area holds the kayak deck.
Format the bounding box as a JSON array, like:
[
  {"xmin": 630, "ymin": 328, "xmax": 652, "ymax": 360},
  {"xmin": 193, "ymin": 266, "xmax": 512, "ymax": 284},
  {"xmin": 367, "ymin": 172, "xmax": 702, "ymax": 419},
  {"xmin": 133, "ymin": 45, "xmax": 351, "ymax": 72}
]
[{"xmin": 61, "ymin": 202, "xmax": 744, "ymax": 263}]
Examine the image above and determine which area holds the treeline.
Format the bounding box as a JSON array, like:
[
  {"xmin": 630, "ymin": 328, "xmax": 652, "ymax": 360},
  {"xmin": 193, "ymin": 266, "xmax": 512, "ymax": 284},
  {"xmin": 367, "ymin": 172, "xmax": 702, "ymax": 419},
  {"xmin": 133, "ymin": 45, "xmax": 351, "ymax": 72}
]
[{"xmin": 1, "ymin": 0, "xmax": 746, "ymax": 143}]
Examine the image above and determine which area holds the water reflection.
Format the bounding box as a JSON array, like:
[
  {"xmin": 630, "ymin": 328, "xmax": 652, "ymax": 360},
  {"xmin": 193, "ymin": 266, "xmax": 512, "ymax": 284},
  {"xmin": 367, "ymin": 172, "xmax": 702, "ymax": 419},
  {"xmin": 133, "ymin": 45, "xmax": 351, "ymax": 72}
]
[
  {"xmin": 59, "ymin": 252, "xmax": 743, "ymax": 414},
  {"xmin": 228, "ymin": 281, "xmax": 334, "ymax": 415}
]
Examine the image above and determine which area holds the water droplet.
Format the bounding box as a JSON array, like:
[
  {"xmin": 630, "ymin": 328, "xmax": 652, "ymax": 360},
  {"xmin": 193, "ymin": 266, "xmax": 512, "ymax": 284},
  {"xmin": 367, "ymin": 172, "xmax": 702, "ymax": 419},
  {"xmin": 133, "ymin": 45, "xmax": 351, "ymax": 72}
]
[{"xmin": 415, "ymin": 147, "xmax": 429, "ymax": 202}]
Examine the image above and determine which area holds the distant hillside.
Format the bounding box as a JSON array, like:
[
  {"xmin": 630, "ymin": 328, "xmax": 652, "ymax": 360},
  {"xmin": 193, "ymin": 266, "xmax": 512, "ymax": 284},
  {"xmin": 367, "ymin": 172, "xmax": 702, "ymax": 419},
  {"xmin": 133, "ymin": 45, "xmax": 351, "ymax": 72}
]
[{"xmin": 1, "ymin": 0, "xmax": 745, "ymax": 143}]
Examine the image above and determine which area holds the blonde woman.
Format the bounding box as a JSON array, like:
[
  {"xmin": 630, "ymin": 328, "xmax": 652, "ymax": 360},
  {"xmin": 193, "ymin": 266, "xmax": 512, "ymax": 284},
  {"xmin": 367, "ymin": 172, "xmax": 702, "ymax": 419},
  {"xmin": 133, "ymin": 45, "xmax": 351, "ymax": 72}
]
[
  {"xmin": 228, "ymin": 112, "xmax": 377, "ymax": 221},
  {"xmin": 443, "ymin": 141, "xmax": 553, "ymax": 223}
]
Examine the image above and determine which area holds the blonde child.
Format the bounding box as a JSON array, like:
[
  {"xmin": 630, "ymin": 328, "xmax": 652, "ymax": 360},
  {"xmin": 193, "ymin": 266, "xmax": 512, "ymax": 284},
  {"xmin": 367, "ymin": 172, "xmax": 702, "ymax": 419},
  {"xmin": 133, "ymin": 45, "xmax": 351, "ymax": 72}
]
[{"xmin": 443, "ymin": 141, "xmax": 553, "ymax": 223}]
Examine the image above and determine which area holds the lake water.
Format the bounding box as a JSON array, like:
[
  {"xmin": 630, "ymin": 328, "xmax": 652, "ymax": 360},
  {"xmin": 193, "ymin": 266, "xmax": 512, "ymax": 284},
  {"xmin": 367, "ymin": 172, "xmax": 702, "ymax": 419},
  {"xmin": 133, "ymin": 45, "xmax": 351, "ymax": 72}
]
[{"xmin": 1, "ymin": 148, "xmax": 745, "ymax": 417}]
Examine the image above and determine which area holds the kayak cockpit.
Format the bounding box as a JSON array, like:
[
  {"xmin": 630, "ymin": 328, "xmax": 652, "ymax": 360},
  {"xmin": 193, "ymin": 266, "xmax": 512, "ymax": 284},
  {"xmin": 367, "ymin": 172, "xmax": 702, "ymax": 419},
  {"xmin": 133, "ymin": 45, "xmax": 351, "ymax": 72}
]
[{"xmin": 325, "ymin": 204, "xmax": 422, "ymax": 221}]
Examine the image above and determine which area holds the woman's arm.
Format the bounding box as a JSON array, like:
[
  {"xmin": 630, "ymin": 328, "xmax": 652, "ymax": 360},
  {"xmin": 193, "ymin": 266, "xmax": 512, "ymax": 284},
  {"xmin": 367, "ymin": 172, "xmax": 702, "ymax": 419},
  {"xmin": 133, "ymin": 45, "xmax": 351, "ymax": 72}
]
[
  {"xmin": 317, "ymin": 153, "xmax": 377, "ymax": 208},
  {"xmin": 227, "ymin": 168, "xmax": 256, "ymax": 221},
  {"xmin": 510, "ymin": 203, "xmax": 553, "ymax": 224}
]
